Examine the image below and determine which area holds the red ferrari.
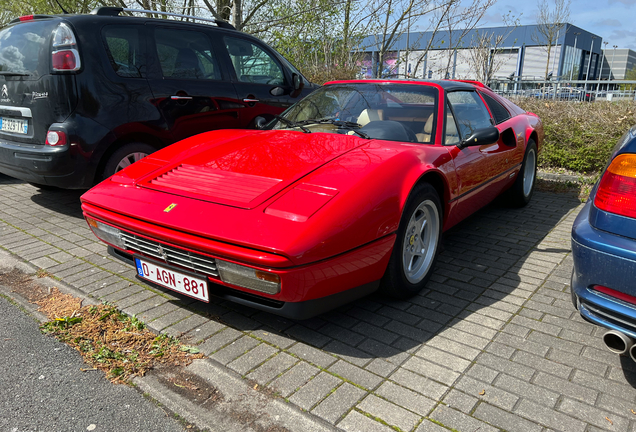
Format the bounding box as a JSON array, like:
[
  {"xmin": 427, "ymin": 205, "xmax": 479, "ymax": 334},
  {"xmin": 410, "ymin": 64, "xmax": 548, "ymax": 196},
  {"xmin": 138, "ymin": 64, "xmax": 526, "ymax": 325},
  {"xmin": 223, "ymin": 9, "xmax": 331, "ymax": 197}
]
[{"xmin": 81, "ymin": 79, "xmax": 543, "ymax": 319}]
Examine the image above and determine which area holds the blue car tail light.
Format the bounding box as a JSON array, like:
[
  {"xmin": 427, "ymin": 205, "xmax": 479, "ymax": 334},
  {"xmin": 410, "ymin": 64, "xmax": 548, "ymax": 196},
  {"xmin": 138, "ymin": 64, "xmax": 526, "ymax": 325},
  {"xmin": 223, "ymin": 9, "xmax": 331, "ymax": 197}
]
[{"xmin": 594, "ymin": 153, "xmax": 636, "ymax": 219}]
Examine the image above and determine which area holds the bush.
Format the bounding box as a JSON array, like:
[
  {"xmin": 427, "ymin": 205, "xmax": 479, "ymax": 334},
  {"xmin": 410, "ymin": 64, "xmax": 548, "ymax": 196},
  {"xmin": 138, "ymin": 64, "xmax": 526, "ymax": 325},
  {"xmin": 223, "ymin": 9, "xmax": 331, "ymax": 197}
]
[{"xmin": 515, "ymin": 98, "xmax": 636, "ymax": 173}]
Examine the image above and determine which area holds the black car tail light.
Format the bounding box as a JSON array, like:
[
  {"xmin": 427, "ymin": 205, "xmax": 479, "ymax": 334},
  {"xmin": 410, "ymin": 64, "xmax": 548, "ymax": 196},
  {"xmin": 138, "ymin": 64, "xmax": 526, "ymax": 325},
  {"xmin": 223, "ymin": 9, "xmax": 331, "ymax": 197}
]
[
  {"xmin": 51, "ymin": 23, "xmax": 81, "ymax": 72},
  {"xmin": 45, "ymin": 130, "xmax": 67, "ymax": 146}
]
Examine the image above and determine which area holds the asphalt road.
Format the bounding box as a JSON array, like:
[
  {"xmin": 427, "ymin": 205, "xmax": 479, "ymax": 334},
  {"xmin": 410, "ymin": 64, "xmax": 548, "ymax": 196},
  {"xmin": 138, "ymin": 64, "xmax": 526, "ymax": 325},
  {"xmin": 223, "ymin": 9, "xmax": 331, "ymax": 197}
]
[{"xmin": 0, "ymin": 295, "xmax": 187, "ymax": 432}]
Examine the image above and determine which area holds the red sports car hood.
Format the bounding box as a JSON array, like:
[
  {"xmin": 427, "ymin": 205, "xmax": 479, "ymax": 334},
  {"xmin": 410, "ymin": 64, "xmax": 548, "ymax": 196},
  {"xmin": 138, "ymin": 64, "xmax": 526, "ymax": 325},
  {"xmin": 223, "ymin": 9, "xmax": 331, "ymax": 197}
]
[{"xmin": 135, "ymin": 130, "xmax": 366, "ymax": 209}]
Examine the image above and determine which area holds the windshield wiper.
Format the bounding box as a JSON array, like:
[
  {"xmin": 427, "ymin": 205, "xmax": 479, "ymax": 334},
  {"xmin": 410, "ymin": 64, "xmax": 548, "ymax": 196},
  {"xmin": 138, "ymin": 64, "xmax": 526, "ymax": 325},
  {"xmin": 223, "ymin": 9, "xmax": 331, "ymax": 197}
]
[
  {"xmin": 299, "ymin": 118, "xmax": 370, "ymax": 139},
  {"xmin": 274, "ymin": 115, "xmax": 311, "ymax": 133},
  {"xmin": 0, "ymin": 71, "xmax": 30, "ymax": 76}
]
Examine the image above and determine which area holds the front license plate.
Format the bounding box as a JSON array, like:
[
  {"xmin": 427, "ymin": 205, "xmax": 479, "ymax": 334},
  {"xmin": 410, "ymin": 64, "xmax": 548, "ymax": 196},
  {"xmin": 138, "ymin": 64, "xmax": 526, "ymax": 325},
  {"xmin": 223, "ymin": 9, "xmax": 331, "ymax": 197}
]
[
  {"xmin": 134, "ymin": 257, "xmax": 209, "ymax": 302},
  {"xmin": 0, "ymin": 117, "xmax": 28, "ymax": 134}
]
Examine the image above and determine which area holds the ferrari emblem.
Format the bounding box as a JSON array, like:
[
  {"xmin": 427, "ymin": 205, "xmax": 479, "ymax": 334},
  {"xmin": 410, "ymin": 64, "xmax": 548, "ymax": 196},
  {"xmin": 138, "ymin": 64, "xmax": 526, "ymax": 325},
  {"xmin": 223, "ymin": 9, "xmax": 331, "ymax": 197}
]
[
  {"xmin": 164, "ymin": 203, "xmax": 177, "ymax": 212},
  {"xmin": 409, "ymin": 235, "xmax": 415, "ymax": 245},
  {"xmin": 157, "ymin": 244, "xmax": 168, "ymax": 262}
]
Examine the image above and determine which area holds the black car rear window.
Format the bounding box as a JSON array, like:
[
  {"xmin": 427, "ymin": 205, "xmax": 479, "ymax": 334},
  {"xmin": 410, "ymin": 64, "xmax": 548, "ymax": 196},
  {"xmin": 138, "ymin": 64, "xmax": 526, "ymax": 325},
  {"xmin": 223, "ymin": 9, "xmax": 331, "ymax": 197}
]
[{"xmin": 0, "ymin": 20, "xmax": 56, "ymax": 77}]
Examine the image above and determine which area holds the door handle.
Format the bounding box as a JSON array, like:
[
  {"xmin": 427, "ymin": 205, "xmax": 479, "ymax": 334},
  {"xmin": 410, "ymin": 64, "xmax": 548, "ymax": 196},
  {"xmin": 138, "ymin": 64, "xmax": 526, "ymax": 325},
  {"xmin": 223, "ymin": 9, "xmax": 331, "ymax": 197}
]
[
  {"xmin": 243, "ymin": 98, "xmax": 259, "ymax": 103},
  {"xmin": 171, "ymin": 96, "xmax": 193, "ymax": 100}
]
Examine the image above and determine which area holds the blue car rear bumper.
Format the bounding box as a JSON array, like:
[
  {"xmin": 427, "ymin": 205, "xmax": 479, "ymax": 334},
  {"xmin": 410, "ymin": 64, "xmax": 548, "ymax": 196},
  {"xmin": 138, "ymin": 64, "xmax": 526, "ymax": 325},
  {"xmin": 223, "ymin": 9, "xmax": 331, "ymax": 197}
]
[{"xmin": 571, "ymin": 199, "xmax": 636, "ymax": 339}]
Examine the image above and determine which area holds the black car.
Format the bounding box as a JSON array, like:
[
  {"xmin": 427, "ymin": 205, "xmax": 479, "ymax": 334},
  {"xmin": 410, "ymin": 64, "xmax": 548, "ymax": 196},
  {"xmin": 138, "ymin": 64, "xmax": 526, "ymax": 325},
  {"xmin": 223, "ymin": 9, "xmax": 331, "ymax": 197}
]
[{"xmin": 0, "ymin": 7, "xmax": 316, "ymax": 189}]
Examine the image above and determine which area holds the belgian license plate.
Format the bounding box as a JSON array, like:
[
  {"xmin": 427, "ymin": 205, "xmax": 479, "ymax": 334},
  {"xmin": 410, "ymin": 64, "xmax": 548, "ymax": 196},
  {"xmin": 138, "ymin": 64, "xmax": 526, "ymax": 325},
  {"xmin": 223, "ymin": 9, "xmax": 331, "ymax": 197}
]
[
  {"xmin": 134, "ymin": 257, "xmax": 209, "ymax": 302},
  {"xmin": 0, "ymin": 117, "xmax": 28, "ymax": 134}
]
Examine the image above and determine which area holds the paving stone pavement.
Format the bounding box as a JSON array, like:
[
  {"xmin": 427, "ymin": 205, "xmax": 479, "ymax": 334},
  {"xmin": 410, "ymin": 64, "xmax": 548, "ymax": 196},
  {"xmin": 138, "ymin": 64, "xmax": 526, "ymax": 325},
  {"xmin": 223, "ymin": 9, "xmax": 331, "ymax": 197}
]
[{"xmin": 2, "ymin": 173, "xmax": 635, "ymax": 432}]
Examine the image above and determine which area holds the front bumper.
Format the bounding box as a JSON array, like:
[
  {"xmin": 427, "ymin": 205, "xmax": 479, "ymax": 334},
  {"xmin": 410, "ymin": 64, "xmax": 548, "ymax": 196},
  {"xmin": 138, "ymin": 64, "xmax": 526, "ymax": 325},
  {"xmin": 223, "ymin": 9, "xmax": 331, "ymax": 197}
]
[
  {"xmin": 571, "ymin": 199, "xmax": 636, "ymax": 338},
  {"xmin": 84, "ymin": 207, "xmax": 394, "ymax": 319},
  {"xmin": 109, "ymin": 246, "xmax": 380, "ymax": 320}
]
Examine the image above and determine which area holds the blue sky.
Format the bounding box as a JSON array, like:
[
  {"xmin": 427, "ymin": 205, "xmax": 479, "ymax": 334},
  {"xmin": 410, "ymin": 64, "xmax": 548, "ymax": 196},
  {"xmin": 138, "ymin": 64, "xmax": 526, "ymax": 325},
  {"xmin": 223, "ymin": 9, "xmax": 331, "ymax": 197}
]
[{"xmin": 479, "ymin": 0, "xmax": 636, "ymax": 49}]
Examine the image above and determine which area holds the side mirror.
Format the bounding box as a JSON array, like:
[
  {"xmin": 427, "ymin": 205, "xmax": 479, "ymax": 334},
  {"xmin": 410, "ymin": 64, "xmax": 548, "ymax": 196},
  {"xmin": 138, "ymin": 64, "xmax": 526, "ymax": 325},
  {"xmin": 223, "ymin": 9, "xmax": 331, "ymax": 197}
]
[
  {"xmin": 291, "ymin": 73, "xmax": 304, "ymax": 98},
  {"xmin": 253, "ymin": 116, "xmax": 267, "ymax": 129},
  {"xmin": 292, "ymin": 73, "xmax": 302, "ymax": 90},
  {"xmin": 457, "ymin": 126, "xmax": 500, "ymax": 149}
]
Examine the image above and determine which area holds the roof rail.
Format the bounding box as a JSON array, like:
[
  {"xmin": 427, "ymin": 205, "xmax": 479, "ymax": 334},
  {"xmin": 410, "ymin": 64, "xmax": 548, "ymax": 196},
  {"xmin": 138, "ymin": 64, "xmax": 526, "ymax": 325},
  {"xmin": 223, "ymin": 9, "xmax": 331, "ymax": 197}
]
[{"xmin": 90, "ymin": 7, "xmax": 236, "ymax": 30}]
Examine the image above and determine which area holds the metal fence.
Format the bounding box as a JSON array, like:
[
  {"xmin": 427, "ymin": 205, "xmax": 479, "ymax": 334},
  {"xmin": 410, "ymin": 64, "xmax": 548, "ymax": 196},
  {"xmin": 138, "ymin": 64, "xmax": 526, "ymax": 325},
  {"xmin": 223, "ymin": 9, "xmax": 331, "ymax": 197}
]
[{"xmin": 488, "ymin": 79, "xmax": 636, "ymax": 102}]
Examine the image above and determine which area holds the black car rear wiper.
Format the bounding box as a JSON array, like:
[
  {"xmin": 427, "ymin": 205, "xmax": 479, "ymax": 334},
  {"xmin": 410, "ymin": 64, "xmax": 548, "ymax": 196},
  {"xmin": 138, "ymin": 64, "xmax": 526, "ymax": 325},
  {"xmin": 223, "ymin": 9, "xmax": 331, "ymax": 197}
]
[
  {"xmin": 299, "ymin": 118, "xmax": 370, "ymax": 139},
  {"xmin": 274, "ymin": 115, "xmax": 311, "ymax": 133},
  {"xmin": 0, "ymin": 71, "xmax": 30, "ymax": 76}
]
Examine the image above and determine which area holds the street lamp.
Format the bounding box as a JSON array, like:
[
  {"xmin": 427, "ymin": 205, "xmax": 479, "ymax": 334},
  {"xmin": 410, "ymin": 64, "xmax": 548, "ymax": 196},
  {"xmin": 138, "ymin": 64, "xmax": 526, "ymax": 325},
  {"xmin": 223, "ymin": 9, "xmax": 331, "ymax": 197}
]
[
  {"xmin": 597, "ymin": 41, "xmax": 608, "ymax": 93},
  {"xmin": 603, "ymin": 41, "xmax": 608, "ymax": 79},
  {"xmin": 585, "ymin": 36, "xmax": 597, "ymax": 92},
  {"xmin": 611, "ymin": 45, "xmax": 618, "ymax": 80},
  {"xmin": 569, "ymin": 32, "xmax": 581, "ymax": 80},
  {"xmin": 405, "ymin": 12, "xmax": 411, "ymax": 78}
]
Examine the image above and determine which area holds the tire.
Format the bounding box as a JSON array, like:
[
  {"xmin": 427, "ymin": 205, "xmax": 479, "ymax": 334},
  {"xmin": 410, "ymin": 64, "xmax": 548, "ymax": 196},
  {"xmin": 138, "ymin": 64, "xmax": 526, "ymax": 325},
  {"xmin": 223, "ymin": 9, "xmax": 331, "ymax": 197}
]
[
  {"xmin": 101, "ymin": 143, "xmax": 156, "ymax": 181},
  {"xmin": 507, "ymin": 139, "xmax": 537, "ymax": 208},
  {"xmin": 380, "ymin": 183, "xmax": 442, "ymax": 299}
]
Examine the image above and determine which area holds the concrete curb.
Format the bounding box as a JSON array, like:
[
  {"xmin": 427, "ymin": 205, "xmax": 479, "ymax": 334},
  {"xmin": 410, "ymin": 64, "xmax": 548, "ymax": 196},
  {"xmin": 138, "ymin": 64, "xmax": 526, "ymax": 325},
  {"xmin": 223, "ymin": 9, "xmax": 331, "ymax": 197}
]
[
  {"xmin": 134, "ymin": 359, "xmax": 339, "ymax": 432},
  {"xmin": 0, "ymin": 248, "xmax": 338, "ymax": 432},
  {"xmin": 537, "ymin": 169, "xmax": 596, "ymax": 183}
]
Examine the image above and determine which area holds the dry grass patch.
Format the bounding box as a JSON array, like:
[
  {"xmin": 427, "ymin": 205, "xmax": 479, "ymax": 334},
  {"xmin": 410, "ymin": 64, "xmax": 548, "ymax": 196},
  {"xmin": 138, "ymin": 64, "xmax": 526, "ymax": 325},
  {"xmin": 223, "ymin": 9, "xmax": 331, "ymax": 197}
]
[{"xmin": 37, "ymin": 288, "xmax": 203, "ymax": 383}]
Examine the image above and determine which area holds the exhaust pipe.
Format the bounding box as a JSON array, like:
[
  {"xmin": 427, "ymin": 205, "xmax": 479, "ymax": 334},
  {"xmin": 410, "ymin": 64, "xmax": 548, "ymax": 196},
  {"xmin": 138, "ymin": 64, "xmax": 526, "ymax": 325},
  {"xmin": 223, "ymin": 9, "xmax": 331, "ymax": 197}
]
[
  {"xmin": 602, "ymin": 330, "xmax": 634, "ymax": 355},
  {"xmin": 630, "ymin": 344, "xmax": 636, "ymax": 363}
]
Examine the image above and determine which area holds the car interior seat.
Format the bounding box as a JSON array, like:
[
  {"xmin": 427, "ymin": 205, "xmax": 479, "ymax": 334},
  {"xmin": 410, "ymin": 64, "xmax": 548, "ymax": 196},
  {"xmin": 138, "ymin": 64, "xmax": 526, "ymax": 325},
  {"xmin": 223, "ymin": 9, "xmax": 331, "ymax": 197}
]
[
  {"xmin": 416, "ymin": 113, "xmax": 435, "ymax": 143},
  {"xmin": 445, "ymin": 114, "xmax": 460, "ymax": 145},
  {"xmin": 357, "ymin": 109, "xmax": 384, "ymax": 126}
]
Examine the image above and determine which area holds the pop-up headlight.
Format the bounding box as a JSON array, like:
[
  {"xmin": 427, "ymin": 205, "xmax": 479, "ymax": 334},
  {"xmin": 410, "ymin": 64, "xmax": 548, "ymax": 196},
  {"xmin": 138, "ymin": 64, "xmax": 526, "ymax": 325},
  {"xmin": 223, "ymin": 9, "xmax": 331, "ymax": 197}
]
[{"xmin": 217, "ymin": 260, "xmax": 281, "ymax": 294}]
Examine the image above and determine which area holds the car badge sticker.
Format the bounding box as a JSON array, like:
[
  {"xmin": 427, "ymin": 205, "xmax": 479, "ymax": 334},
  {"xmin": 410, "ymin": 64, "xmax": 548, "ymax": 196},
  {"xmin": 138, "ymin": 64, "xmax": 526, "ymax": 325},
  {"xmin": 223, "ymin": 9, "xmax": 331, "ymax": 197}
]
[
  {"xmin": 409, "ymin": 235, "xmax": 415, "ymax": 245},
  {"xmin": 31, "ymin": 91, "xmax": 48, "ymax": 101},
  {"xmin": 1, "ymin": 85, "xmax": 8, "ymax": 101},
  {"xmin": 164, "ymin": 203, "xmax": 177, "ymax": 212}
]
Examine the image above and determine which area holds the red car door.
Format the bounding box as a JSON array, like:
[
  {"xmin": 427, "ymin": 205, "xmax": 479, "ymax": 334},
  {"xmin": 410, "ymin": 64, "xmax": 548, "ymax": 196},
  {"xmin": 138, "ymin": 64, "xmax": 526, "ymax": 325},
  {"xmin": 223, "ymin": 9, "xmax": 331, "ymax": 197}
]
[{"xmin": 445, "ymin": 90, "xmax": 517, "ymax": 219}]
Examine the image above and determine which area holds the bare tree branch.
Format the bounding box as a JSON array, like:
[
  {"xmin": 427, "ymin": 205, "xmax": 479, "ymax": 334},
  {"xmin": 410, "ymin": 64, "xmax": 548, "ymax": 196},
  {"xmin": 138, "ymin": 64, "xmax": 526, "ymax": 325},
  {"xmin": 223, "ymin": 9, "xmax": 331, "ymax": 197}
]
[{"xmin": 533, "ymin": 0, "xmax": 570, "ymax": 79}]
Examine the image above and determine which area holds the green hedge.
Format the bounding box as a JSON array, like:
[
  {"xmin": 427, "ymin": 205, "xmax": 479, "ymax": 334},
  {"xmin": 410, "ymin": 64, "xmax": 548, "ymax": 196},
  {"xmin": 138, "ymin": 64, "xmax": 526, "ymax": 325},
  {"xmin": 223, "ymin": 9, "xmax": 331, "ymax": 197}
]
[{"xmin": 515, "ymin": 98, "xmax": 636, "ymax": 173}]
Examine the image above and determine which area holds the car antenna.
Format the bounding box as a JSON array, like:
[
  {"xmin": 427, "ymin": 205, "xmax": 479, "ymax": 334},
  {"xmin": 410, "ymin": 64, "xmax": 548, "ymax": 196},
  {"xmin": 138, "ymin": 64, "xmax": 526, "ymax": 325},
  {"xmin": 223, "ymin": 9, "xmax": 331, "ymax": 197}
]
[{"xmin": 54, "ymin": 0, "xmax": 69, "ymax": 14}]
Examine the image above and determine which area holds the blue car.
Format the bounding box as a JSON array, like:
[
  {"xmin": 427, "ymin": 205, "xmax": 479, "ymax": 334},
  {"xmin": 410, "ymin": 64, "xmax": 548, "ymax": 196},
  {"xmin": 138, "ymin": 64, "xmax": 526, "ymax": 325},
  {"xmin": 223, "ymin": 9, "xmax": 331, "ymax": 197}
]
[{"xmin": 571, "ymin": 125, "xmax": 636, "ymax": 358}]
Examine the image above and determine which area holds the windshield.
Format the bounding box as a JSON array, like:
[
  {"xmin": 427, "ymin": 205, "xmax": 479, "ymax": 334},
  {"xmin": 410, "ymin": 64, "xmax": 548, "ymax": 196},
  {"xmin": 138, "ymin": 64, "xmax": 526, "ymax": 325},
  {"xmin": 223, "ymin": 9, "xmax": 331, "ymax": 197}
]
[
  {"xmin": 272, "ymin": 83, "xmax": 439, "ymax": 143},
  {"xmin": 0, "ymin": 20, "xmax": 56, "ymax": 77}
]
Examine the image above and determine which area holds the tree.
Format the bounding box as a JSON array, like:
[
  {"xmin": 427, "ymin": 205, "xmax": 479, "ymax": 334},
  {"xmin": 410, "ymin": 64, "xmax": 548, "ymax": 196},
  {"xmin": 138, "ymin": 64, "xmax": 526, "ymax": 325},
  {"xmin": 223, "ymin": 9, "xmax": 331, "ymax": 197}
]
[
  {"xmin": 463, "ymin": 12, "xmax": 519, "ymax": 85},
  {"xmin": 438, "ymin": 0, "xmax": 496, "ymax": 79},
  {"xmin": 369, "ymin": 0, "xmax": 437, "ymax": 78},
  {"xmin": 263, "ymin": 0, "xmax": 360, "ymax": 82},
  {"xmin": 366, "ymin": 0, "xmax": 497, "ymax": 78},
  {"xmin": 533, "ymin": 0, "xmax": 570, "ymax": 79}
]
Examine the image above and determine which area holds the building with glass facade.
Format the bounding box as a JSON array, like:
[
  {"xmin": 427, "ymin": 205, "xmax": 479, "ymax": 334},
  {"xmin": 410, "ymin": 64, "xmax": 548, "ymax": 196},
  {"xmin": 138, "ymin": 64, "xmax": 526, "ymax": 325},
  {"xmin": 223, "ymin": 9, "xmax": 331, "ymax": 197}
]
[
  {"xmin": 359, "ymin": 23, "xmax": 606, "ymax": 81},
  {"xmin": 599, "ymin": 48, "xmax": 636, "ymax": 80}
]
